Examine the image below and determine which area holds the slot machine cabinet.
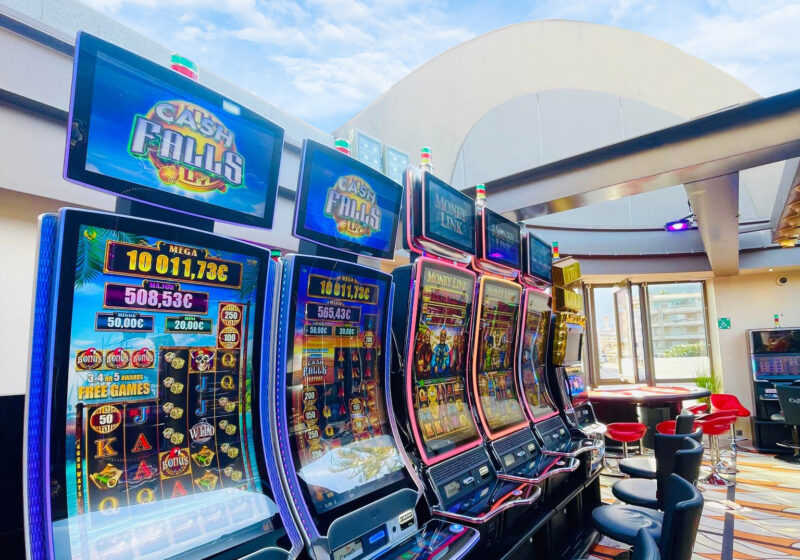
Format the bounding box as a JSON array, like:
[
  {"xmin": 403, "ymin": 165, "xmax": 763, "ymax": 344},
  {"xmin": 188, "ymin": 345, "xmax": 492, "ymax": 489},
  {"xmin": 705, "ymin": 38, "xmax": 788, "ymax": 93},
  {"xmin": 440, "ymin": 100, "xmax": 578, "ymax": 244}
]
[
  {"xmin": 546, "ymin": 259, "xmax": 606, "ymax": 463},
  {"xmin": 267, "ymin": 140, "xmax": 480, "ymax": 560},
  {"xmin": 748, "ymin": 328, "xmax": 800, "ymax": 452},
  {"xmin": 25, "ymin": 33, "xmax": 302, "ymax": 560},
  {"xmin": 517, "ymin": 233, "xmax": 602, "ymax": 473},
  {"xmin": 468, "ymin": 211, "xmax": 581, "ymax": 485},
  {"xmin": 25, "ymin": 209, "xmax": 302, "ymax": 560},
  {"xmin": 391, "ymin": 170, "xmax": 544, "ymax": 538}
]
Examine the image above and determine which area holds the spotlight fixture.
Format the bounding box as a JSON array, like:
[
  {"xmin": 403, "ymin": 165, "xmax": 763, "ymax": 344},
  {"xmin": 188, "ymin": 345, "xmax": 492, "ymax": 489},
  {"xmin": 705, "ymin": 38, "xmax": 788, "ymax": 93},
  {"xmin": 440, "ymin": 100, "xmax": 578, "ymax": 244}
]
[{"xmin": 664, "ymin": 214, "xmax": 695, "ymax": 232}]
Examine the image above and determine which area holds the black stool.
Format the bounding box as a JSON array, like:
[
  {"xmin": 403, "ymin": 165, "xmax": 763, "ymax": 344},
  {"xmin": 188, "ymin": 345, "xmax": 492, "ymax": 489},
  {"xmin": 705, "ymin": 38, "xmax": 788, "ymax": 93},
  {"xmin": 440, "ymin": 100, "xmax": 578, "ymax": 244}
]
[
  {"xmin": 772, "ymin": 382, "xmax": 800, "ymax": 464},
  {"xmin": 633, "ymin": 528, "xmax": 660, "ymax": 560},
  {"xmin": 619, "ymin": 414, "xmax": 700, "ymax": 480}
]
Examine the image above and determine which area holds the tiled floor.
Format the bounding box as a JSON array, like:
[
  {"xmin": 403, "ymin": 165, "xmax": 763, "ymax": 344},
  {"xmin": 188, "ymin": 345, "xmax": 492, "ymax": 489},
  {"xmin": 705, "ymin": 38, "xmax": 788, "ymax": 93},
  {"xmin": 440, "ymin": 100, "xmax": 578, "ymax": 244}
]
[{"xmin": 588, "ymin": 444, "xmax": 800, "ymax": 560}]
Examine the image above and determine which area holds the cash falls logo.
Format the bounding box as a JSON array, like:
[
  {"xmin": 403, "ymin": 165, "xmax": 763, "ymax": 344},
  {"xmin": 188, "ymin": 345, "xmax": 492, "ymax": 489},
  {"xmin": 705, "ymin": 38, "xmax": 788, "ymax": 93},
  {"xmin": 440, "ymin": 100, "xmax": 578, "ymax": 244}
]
[
  {"xmin": 129, "ymin": 100, "xmax": 244, "ymax": 193},
  {"xmin": 324, "ymin": 175, "xmax": 381, "ymax": 239}
]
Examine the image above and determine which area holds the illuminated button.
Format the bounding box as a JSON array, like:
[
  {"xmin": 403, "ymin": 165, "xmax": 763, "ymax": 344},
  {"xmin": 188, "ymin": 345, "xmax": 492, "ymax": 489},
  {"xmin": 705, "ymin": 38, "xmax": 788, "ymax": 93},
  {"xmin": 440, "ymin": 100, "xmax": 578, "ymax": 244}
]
[
  {"xmin": 527, "ymin": 444, "xmax": 536, "ymax": 453},
  {"xmin": 461, "ymin": 476, "xmax": 475, "ymax": 486},
  {"xmin": 478, "ymin": 465, "xmax": 490, "ymax": 477},
  {"xmin": 449, "ymin": 524, "xmax": 464, "ymax": 533},
  {"xmin": 516, "ymin": 450, "xmax": 526, "ymax": 458}
]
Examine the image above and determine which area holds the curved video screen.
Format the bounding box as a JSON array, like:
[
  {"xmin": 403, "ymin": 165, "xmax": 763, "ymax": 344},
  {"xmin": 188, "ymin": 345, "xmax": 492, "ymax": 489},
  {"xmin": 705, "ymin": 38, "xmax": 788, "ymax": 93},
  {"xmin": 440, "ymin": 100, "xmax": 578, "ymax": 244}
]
[
  {"xmin": 519, "ymin": 291, "xmax": 557, "ymax": 420},
  {"xmin": 410, "ymin": 261, "xmax": 480, "ymax": 461},
  {"xmin": 50, "ymin": 209, "xmax": 279, "ymax": 559},
  {"xmin": 473, "ymin": 277, "xmax": 526, "ymax": 435},
  {"xmin": 286, "ymin": 259, "xmax": 406, "ymax": 516}
]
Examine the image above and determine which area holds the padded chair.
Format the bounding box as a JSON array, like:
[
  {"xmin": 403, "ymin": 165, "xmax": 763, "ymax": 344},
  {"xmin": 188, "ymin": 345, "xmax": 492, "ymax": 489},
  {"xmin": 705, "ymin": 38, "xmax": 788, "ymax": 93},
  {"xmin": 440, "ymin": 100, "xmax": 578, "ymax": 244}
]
[
  {"xmin": 612, "ymin": 433, "xmax": 703, "ymax": 510},
  {"xmin": 605, "ymin": 422, "xmax": 647, "ymax": 476},
  {"xmin": 695, "ymin": 411, "xmax": 737, "ymax": 486},
  {"xmin": 593, "ymin": 474, "xmax": 704, "ymax": 560},
  {"xmin": 632, "ymin": 528, "xmax": 660, "ymax": 560},
  {"xmin": 772, "ymin": 383, "xmax": 800, "ymax": 464}
]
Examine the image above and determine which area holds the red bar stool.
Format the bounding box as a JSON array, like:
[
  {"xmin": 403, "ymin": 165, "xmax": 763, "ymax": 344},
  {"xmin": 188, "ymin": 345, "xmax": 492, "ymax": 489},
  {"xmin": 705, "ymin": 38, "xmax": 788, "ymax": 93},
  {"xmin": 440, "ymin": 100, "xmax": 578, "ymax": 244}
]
[
  {"xmin": 605, "ymin": 422, "xmax": 648, "ymax": 477},
  {"xmin": 710, "ymin": 394, "xmax": 751, "ymax": 472},
  {"xmin": 695, "ymin": 411, "xmax": 737, "ymax": 486},
  {"xmin": 685, "ymin": 403, "xmax": 708, "ymax": 416}
]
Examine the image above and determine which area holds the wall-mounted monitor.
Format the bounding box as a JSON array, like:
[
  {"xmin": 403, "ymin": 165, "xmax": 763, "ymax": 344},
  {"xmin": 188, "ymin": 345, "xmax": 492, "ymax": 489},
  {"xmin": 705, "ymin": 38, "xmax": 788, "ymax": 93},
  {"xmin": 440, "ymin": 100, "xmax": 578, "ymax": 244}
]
[
  {"xmin": 480, "ymin": 208, "xmax": 521, "ymax": 270},
  {"xmin": 524, "ymin": 232, "xmax": 553, "ymax": 284},
  {"xmin": 294, "ymin": 139, "xmax": 402, "ymax": 260},
  {"xmin": 65, "ymin": 32, "xmax": 284, "ymax": 229}
]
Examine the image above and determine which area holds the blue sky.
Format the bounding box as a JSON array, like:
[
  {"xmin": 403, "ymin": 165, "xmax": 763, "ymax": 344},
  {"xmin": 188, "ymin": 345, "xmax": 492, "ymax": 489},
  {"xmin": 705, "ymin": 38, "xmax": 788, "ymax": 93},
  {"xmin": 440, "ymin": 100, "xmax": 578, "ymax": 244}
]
[{"xmin": 82, "ymin": 0, "xmax": 800, "ymax": 132}]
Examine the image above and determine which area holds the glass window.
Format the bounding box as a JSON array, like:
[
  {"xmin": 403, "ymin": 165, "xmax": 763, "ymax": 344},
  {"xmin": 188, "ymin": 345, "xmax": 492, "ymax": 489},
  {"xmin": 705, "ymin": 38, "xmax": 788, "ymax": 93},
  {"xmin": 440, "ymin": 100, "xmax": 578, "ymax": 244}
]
[
  {"xmin": 646, "ymin": 282, "xmax": 710, "ymax": 380},
  {"xmin": 590, "ymin": 287, "xmax": 622, "ymax": 382}
]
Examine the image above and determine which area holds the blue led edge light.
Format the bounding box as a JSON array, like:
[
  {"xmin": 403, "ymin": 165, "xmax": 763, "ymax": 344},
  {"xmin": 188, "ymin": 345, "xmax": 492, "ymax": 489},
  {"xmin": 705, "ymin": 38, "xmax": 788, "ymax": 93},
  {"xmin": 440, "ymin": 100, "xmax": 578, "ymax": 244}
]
[
  {"xmin": 24, "ymin": 214, "xmax": 59, "ymax": 560},
  {"xmin": 258, "ymin": 259, "xmax": 304, "ymax": 554},
  {"xmin": 274, "ymin": 257, "xmax": 319, "ymax": 542}
]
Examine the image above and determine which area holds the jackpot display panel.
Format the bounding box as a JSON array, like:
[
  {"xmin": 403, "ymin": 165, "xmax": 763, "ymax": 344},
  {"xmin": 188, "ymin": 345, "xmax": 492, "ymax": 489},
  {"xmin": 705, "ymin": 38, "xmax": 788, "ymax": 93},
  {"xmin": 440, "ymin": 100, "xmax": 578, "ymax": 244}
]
[
  {"xmin": 65, "ymin": 33, "xmax": 284, "ymax": 229},
  {"xmin": 25, "ymin": 209, "xmax": 298, "ymax": 560}
]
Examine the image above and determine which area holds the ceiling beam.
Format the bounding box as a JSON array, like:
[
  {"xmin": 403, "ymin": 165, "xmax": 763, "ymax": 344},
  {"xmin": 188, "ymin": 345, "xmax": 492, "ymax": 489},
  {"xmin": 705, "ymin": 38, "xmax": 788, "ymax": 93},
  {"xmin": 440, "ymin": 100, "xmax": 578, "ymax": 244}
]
[
  {"xmin": 470, "ymin": 89, "xmax": 800, "ymax": 221},
  {"xmin": 685, "ymin": 173, "xmax": 740, "ymax": 276}
]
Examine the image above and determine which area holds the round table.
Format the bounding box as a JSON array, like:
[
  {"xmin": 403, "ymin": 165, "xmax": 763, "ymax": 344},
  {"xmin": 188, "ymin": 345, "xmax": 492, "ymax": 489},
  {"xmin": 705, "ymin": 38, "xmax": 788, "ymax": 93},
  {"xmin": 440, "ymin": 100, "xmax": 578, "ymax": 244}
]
[{"xmin": 588, "ymin": 385, "xmax": 711, "ymax": 448}]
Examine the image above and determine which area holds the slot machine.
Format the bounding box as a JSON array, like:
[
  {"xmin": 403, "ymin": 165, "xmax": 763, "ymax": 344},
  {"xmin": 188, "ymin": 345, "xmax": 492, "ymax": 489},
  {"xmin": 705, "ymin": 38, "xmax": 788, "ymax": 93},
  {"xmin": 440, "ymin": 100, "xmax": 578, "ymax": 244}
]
[
  {"xmin": 467, "ymin": 209, "xmax": 581, "ymax": 484},
  {"xmin": 547, "ymin": 259, "xmax": 606, "ymax": 450},
  {"xmin": 268, "ymin": 139, "xmax": 479, "ymax": 560},
  {"xmin": 518, "ymin": 233, "xmax": 603, "ymax": 463},
  {"xmin": 25, "ymin": 210, "xmax": 302, "ymax": 560},
  {"xmin": 391, "ymin": 169, "xmax": 542, "ymax": 537},
  {"xmin": 24, "ymin": 33, "xmax": 302, "ymax": 560}
]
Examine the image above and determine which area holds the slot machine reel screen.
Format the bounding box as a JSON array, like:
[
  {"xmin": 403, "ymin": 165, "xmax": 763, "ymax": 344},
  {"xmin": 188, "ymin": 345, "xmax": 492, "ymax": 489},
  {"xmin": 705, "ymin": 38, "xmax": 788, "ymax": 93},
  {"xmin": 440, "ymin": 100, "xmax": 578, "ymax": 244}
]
[
  {"xmin": 283, "ymin": 257, "xmax": 408, "ymax": 527},
  {"xmin": 421, "ymin": 173, "xmax": 475, "ymax": 255},
  {"xmin": 525, "ymin": 233, "xmax": 552, "ymax": 284},
  {"xmin": 45, "ymin": 209, "xmax": 282, "ymax": 559},
  {"xmin": 481, "ymin": 209, "xmax": 521, "ymax": 270},
  {"xmin": 294, "ymin": 139, "xmax": 403, "ymax": 259},
  {"xmin": 473, "ymin": 278, "xmax": 526, "ymax": 435},
  {"xmin": 520, "ymin": 291, "xmax": 557, "ymax": 419},
  {"xmin": 65, "ymin": 32, "xmax": 284, "ymax": 229},
  {"xmin": 409, "ymin": 261, "xmax": 481, "ymax": 462}
]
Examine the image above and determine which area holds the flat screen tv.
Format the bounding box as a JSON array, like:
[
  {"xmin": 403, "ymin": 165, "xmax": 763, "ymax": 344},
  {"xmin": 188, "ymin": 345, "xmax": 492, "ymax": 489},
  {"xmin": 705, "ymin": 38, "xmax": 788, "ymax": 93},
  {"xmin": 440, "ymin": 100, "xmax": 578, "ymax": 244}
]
[
  {"xmin": 294, "ymin": 139, "xmax": 402, "ymax": 259},
  {"xmin": 65, "ymin": 32, "xmax": 284, "ymax": 229},
  {"xmin": 481, "ymin": 208, "xmax": 521, "ymax": 270},
  {"xmin": 525, "ymin": 232, "xmax": 553, "ymax": 284}
]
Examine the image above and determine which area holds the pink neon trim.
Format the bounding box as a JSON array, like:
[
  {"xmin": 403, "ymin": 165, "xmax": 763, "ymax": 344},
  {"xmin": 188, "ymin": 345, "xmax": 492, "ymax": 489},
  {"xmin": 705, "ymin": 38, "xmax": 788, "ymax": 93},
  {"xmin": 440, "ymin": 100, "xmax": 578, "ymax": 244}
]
[{"xmin": 406, "ymin": 258, "xmax": 482, "ymax": 466}]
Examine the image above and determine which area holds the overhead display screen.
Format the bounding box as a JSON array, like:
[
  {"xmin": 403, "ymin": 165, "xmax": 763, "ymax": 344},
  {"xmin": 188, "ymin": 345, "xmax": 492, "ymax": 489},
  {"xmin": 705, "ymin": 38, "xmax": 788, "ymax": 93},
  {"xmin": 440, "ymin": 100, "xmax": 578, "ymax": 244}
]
[
  {"xmin": 285, "ymin": 259, "xmax": 406, "ymax": 517},
  {"xmin": 48, "ymin": 209, "xmax": 278, "ymax": 559},
  {"xmin": 519, "ymin": 291, "xmax": 557, "ymax": 420},
  {"xmin": 294, "ymin": 139, "xmax": 403, "ymax": 259},
  {"xmin": 65, "ymin": 33, "xmax": 284, "ymax": 229},
  {"xmin": 525, "ymin": 233, "xmax": 552, "ymax": 283},
  {"xmin": 422, "ymin": 172, "xmax": 475, "ymax": 255},
  {"xmin": 410, "ymin": 261, "xmax": 480, "ymax": 462},
  {"xmin": 473, "ymin": 278, "xmax": 526, "ymax": 435},
  {"xmin": 483, "ymin": 209, "xmax": 521, "ymax": 270},
  {"xmin": 751, "ymin": 329, "xmax": 800, "ymax": 355}
]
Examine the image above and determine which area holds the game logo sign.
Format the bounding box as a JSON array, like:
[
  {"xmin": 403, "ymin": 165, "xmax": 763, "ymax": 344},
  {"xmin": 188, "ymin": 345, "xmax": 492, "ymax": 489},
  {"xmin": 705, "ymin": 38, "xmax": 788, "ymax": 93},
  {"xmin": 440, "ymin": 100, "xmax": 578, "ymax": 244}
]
[
  {"xmin": 65, "ymin": 33, "xmax": 284, "ymax": 228},
  {"xmin": 295, "ymin": 139, "xmax": 402, "ymax": 260},
  {"xmin": 421, "ymin": 173, "xmax": 475, "ymax": 255},
  {"xmin": 524, "ymin": 232, "xmax": 552, "ymax": 284},
  {"xmin": 284, "ymin": 258, "xmax": 405, "ymax": 516},
  {"xmin": 409, "ymin": 261, "xmax": 480, "ymax": 463},
  {"xmin": 473, "ymin": 277, "xmax": 526, "ymax": 437},
  {"xmin": 482, "ymin": 209, "xmax": 521, "ymax": 270},
  {"xmin": 45, "ymin": 210, "xmax": 279, "ymax": 559}
]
